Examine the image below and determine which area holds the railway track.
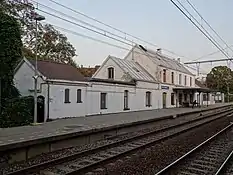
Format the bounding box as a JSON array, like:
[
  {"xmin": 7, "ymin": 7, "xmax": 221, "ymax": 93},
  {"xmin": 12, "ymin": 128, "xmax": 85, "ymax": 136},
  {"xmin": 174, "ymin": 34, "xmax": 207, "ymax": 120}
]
[
  {"xmin": 155, "ymin": 122, "xmax": 233, "ymax": 175},
  {"xmin": 5, "ymin": 107, "xmax": 233, "ymax": 175},
  {"xmin": 214, "ymin": 143, "xmax": 233, "ymax": 175}
]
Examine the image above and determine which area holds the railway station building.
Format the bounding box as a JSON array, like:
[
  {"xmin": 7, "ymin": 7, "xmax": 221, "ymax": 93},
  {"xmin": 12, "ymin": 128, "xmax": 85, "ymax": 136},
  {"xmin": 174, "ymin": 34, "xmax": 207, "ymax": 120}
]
[{"xmin": 14, "ymin": 45, "xmax": 224, "ymax": 122}]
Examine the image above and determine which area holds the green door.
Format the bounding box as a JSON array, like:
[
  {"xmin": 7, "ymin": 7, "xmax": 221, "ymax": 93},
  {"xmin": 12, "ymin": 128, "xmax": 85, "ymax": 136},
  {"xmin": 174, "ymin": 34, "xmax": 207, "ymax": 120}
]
[{"xmin": 163, "ymin": 92, "xmax": 167, "ymax": 108}]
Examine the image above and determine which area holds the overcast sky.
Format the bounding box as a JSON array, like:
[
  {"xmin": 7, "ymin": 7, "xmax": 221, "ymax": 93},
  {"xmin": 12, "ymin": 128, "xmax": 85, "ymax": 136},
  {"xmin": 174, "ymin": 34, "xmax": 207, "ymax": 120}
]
[{"xmin": 37, "ymin": 0, "xmax": 233, "ymax": 75}]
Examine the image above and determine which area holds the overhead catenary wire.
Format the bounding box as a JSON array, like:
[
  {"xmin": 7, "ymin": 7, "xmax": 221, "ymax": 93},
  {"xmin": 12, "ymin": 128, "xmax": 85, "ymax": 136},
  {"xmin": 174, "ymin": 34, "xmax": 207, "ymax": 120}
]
[
  {"xmin": 30, "ymin": 0, "xmax": 137, "ymax": 47},
  {"xmin": 185, "ymin": 0, "xmax": 233, "ymax": 54},
  {"xmin": 24, "ymin": 0, "xmax": 191, "ymax": 60},
  {"xmin": 50, "ymin": 23, "xmax": 207, "ymax": 74},
  {"xmin": 171, "ymin": 0, "xmax": 231, "ymax": 60},
  {"xmin": 191, "ymin": 45, "xmax": 233, "ymax": 62},
  {"xmin": 43, "ymin": 0, "xmax": 189, "ymax": 60},
  {"xmin": 18, "ymin": 0, "xmax": 205, "ymax": 74}
]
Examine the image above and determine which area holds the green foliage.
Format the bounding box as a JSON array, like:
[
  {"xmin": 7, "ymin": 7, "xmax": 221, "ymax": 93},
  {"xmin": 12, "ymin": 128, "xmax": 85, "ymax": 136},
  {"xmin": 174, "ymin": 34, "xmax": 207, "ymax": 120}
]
[
  {"xmin": 0, "ymin": 10, "xmax": 22, "ymax": 79},
  {"xmin": 206, "ymin": 66, "xmax": 233, "ymax": 102},
  {"xmin": 0, "ymin": 0, "xmax": 78, "ymax": 67},
  {"xmin": 0, "ymin": 11, "xmax": 22, "ymax": 110},
  {"xmin": 206, "ymin": 66, "xmax": 233, "ymax": 93},
  {"xmin": 0, "ymin": 11, "xmax": 33, "ymax": 128},
  {"xmin": 0, "ymin": 96, "xmax": 34, "ymax": 128}
]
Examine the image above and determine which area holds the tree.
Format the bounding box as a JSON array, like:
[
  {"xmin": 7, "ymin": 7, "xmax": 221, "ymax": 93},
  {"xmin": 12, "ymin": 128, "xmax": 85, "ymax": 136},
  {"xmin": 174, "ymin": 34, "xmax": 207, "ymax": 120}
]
[
  {"xmin": 0, "ymin": 11, "xmax": 33, "ymax": 127},
  {"xmin": 0, "ymin": 0, "xmax": 77, "ymax": 67},
  {"xmin": 0, "ymin": 11, "xmax": 22, "ymax": 103},
  {"xmin": 206, "ymin": 66, "xmax": 233, "ymax": 101}
]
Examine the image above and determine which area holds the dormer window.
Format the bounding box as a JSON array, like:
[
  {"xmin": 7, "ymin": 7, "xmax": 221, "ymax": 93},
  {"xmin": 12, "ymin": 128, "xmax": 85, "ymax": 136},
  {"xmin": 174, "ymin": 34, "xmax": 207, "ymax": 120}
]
[{"xmin": 108, "ymin": 67, "xmax": 114, "ymax": 79}]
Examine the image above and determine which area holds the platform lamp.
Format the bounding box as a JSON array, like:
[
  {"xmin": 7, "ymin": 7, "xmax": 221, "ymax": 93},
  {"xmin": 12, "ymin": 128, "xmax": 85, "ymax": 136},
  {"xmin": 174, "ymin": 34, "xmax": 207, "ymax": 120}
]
[{"xmin": 32, "ymin": 12, "xmax": 45, "ymax": 124}]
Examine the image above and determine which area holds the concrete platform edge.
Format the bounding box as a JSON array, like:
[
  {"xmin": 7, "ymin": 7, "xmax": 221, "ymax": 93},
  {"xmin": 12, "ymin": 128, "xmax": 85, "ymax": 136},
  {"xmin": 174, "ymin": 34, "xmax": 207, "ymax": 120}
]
[{"xmin": 0, "ymin": 104, "xmax": 232, "ymax": 152}]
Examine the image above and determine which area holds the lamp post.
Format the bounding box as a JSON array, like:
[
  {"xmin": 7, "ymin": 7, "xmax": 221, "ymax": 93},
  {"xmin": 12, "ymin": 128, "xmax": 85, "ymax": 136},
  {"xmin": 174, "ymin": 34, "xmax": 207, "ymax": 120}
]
[{"xmin": 32, "ymin": 13, "xmax": 45, "ymax": 124}]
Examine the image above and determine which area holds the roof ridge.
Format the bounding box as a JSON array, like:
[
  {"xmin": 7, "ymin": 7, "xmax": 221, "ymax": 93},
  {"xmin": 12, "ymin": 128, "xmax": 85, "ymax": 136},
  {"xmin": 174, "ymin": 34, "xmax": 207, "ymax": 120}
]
[{"xmin": 29, "ymin": 58, "xmax": 75, "ymax": 67}]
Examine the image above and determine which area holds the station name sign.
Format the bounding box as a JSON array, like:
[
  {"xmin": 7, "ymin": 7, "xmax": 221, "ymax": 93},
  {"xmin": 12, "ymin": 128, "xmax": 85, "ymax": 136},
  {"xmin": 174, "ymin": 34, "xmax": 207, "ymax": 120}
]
[{"xmin": 161, "ymin": 85, "xmax": 169, "ymax": 90}]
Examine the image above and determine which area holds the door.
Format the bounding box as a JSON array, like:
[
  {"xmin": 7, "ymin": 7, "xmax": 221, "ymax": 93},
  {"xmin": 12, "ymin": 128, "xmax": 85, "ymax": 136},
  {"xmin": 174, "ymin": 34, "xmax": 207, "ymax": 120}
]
[
  {"xmin": 162, "ymin": 92, "xmax": 167, "ymax": 108},
  {"xmin": 37, "ymin": 96, "xmax": 45, "ymax": 123},
  {"xmin": 179, "ymin": 93, "xmax": 182, "ymax": 105}
]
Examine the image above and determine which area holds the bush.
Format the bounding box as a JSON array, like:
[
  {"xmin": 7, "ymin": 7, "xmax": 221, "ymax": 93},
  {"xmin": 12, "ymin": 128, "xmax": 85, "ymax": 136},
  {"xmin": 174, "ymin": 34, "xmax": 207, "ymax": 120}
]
[{"xmin": 0, "ymin": 96, "xmax": 34, "ymax": 128}]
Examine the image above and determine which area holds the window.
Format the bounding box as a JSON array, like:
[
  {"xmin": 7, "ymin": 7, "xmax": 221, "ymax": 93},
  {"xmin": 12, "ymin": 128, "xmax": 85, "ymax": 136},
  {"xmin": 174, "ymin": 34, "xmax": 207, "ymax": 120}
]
[
  {"xmin": 203, "ymin": 93, "xmax": 208, "ymax": 101},
  {"xmin": 171, "ymin": 93, "xmax": 175, "ymax": 105},
  {"xmin": 100, "ymin": 93, "xmax": 107, "ymax": 109},
  {"xmin": 146, "ymin": 91, "xmax": 152, "ymax": 107},
  {"xmin": 190, "ymin": 94, "xmax": 193, "ymax": 103},
  {"xmin": 179, "ymin": 74, "xmax": 182, "ymax": 85},
  {"xmin": 190, "ymin": 77, "xmax": 192, "ymax": 86},
  {"xmin": 64, "ymin": 89, "xmax": 70, "ymax": 103},
  {"xmin": 124, "ymin": 90, "xmax": 129, "ymax": 110},
  {"xmin": 184, "ymin": 94, "xmax": 187, "ymax": 102},
  {"xmin": 184, "ymin": 75, "xmax": 187, "ymax": 86},
  {"xmin": 171, "ymin": 72, "xmax": 174, "ymax": 84},
  {"xmin": 179, "ymin": 93, "xmax": 182, "ymax": 105},
  {"xmin": 77, "ymin": 89, "xmax": 82, "ymax": 103},
  {"xmin": 108, "ymin": 67, "xmax": 114, "ymax": 79},
  {"xmin": 163, "ymin": 69, "xmax": 166, "ymax": 82}
]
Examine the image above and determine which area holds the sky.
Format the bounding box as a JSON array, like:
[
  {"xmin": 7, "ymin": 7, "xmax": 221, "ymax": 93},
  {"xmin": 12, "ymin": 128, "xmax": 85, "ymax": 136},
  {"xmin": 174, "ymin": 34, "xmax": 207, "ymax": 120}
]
[{"xmin": 36, "ymin": 0, "xmax": 233, "ymax": 75}]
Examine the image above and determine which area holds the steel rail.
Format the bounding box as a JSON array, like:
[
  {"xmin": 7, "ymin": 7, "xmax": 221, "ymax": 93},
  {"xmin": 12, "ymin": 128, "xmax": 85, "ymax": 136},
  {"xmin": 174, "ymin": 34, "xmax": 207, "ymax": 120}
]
[
  {"xmin": 56, "ymin": 110, "xmax": 233, "ymax": 175},
  {"xmin": 215, "ymin": 149, "xmax": 233, "ymax": 175},
  {"xmin": 155, "ymin": 121, "xmax": 233, "ymax": 175},
  {"xmin": 5, "ymin": 108, "xmax": 233, "ymax": 175}
]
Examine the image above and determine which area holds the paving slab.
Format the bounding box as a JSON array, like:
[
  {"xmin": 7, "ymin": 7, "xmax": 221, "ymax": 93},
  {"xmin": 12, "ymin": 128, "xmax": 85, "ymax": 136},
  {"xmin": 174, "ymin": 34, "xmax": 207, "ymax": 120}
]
[{"xmin": 0, "ymin": 103, "xmax": 231, "ymax": 151}]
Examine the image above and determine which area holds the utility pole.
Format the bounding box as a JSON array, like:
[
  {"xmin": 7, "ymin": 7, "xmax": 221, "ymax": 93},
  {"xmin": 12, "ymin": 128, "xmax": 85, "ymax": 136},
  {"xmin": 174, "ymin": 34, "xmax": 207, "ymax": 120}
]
[
  {"xmin": 31, "ymin": 12, "xmax": 45, "ymax": 124},
  {"xmin": 0, "ymin": 78, "xmax": 1, "ymax": 115},
  {"xmin": 227, "ymin": 60, "xmax": 231, "ymax": 103}
]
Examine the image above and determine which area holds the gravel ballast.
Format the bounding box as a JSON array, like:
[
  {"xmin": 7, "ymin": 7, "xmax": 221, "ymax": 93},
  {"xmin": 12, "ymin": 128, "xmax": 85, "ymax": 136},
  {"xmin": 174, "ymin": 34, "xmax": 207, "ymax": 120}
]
[
  {"xmin": 1, "ymin": 108, "xmax": 231, "ymax": 175},
  {"xmin": 91, "ymin": 115, "xmax": 233, "ymax": 175}
]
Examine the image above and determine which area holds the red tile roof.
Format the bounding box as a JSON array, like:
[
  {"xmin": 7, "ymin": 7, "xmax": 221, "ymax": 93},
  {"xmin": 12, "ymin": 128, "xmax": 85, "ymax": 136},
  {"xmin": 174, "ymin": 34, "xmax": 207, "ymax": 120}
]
[{"xmin": 29, "ymin": 60, "xmax": 86, "ymax": 81}]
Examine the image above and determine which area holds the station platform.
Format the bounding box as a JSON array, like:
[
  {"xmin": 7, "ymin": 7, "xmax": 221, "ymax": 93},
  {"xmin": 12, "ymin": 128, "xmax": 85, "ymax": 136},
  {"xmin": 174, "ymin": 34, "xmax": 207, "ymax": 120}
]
[{"xmin": 0, "ymin": 103, "xmax": 231, "ymax": 152}]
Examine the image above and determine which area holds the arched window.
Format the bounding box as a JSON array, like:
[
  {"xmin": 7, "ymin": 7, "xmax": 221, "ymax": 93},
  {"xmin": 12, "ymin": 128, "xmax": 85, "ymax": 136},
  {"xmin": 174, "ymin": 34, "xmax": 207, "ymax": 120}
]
[
  {"xmin": 108, "ymin": 67, "xmax": 114, "ymax": 79},
  {"xmin": 64, "ymin": 88, "xmax": 70, "ymax": 103},
  {"xmin": 77, "ymin": 89, "xmax": 82, "ymax": 103},
  {"xmin": 146, "ymin": 91, "xmax": 152, "ymax": 107},
  {"xmin": 124, "ymin": 90, "xmax": 129, "ymax": 110}
]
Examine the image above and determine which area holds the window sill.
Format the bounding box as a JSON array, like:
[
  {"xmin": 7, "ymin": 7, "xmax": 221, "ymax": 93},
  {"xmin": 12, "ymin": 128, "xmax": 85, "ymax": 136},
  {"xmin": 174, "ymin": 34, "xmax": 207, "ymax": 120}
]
[
  {"xmin": 124, "ymin": 108, "xmax": 130, "ymax": 111},
  {"xmin": 101, "ymin": 108, "xmax": 107, "ymax": 110},
  {"xmin": 64, "ymin": 102, "xmax": 71, "ymax": 103},
  {"xmin": 77, "ymin": 101, "xmax": 82, "ymax": 103}
]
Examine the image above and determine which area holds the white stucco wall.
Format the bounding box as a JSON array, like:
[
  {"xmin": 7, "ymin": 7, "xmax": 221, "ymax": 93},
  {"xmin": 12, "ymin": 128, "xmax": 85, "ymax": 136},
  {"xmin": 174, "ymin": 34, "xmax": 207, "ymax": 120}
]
[
  {"xmin": 85, "ymin": 81, "xmax": 161, "ymax": 115},
  {"xmin": 125, "ymin": 47, "xmax": 195, "ymax": 87},
  {"xmin": 14, "ymin": 61, "xmax": 44, "ymax": 96},
  {"xmin": 125, "ymin": 47, "xmax": 159, "ymax": 81},
  {"xmin": 92, "ymin": 58, "xmax": 125, "ymax": 81},
  {"xmin": 193, "ymin": 92, "xmax": 215, "ymax": 106},
  {"xmin": 48, "ymin": 84, "xmax": 87, "ymax": 119},
  {"xmin": 14, "ymin": 59, "xmax": 219, "ymax": 121}
]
